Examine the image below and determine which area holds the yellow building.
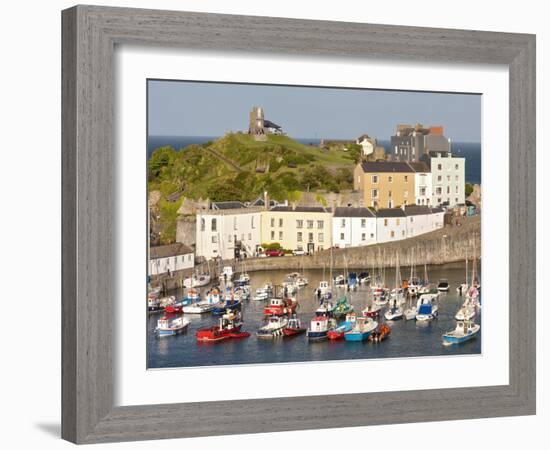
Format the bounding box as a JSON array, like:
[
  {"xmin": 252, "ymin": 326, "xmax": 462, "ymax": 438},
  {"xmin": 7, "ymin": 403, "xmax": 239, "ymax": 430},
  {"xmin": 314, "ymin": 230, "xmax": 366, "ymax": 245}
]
[
  {"xmin": 354, "ymin": 161, "xmax": 423, "ymax": 209},
  {"xmin": 260, "ymin": 206, "xmax": 333, "ymax": 254}
]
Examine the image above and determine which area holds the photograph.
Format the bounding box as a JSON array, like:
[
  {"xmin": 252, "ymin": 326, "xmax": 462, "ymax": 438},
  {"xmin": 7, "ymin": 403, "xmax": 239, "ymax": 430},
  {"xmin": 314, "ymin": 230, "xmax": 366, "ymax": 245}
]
[{"xmin": 146, "ymin": 80, "xmax": 482, "ymax": 369}]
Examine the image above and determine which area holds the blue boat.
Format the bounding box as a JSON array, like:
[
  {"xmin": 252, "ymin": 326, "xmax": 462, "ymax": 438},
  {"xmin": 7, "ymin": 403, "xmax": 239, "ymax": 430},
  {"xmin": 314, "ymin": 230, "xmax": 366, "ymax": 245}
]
[
  {"xmin": 415, "ymin": 293, "xmax": 439, "ymax": 322},
  {"xmin": 307, "ymin": 316, "xmax": 337, "ymax": 341},
  {"xmin": 211, "ymin": 294, "xmax": 242, "ymax": 315},
  {"xmin": 348, "ymin": 272, "xmax": 358, "ymax": 290},
  {"xmin": 442, "ymin": 320, "xmax": 480, "ymax": 345},
  {"xmin": 155, "ymin": 316, "xmax": 190, "ymax": 337},
  {"xmin": 344, "ymin": 317, "xmax": 378, "ymax": 341}
]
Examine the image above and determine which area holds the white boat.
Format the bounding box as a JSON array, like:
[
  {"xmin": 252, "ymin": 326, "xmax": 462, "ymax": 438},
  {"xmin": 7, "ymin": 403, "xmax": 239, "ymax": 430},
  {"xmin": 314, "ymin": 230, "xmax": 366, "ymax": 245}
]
[
  {"xmin": 437, "ymin": 279, "xmax": 450, "ymax": 292},
  {"xmin": 256, "ymin": 315, "xmax": 289, "ymax": 338},
  {"xmin": 443, "ymin": 319, "xmax": 480, "ymax": 345},
  {"xmin": 455, "ymin": 304, "xmax": 476, "ymax": 321},
  {"xmin": 318, "ymin": 280, "xmax": 331, "ymax": 296},
  {"xmin": 204, "ymin": 287, "xmax": 222, "ymax": 304},
  {"xmin": 384, "ymin": 303, "xmax": 404, "ymax": 321},
  {"xmin": 315, "ymin": 300, "xmax": 335, "ymax": 316},
  {"xmin": 403, "ymin": 307, "xmax": 417, "ymax": 321},
  {"xmin": 183, "ymin": 273, "xmax": 211, "ymax": 288},
  {"xmin": 362, "ymin": 303, "xmax": 381, "ymax": 318},
  {"xmin": 416, "ymin": 293, "xmax": 439, "ymax": 321},
  {"xmin": 218, "ymin": 266, "xmax": 234, "ymax": 283},
  {"xmin": 306, "ymin": 316, "xmax": 337, "ymax": 341},
  {"xmin": 155, "ymin": 316, "xmax": 190, "ymax": 337},
  {"xmin": 182, "ymin": 302, "xmax": 214, "ymax": 314}
]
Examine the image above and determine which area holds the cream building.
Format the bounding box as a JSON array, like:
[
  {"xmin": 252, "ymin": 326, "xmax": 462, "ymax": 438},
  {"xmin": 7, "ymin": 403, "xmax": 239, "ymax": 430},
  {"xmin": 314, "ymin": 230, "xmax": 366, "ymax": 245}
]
[
  {"xmin": 149, "ymin": 243, "xmax": 194, "ymax": 276},
  {"xmin": 332, "ymin": 207, "xmax": 377, "ymax": 248},
  {"xmin": 430, "ymin": 153, "xmax": 466, "ymax": 207},
  {"xmin": 260, "ymin": 206, "xmax": 333, "ymax": 254}
]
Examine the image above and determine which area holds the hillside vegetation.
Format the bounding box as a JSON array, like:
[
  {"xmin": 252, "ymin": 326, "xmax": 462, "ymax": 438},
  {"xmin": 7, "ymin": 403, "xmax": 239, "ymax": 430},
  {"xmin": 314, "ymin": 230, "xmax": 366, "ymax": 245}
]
[{"xmin": 148, "ymin": 133, "xmax": 360, "ymax": 243}]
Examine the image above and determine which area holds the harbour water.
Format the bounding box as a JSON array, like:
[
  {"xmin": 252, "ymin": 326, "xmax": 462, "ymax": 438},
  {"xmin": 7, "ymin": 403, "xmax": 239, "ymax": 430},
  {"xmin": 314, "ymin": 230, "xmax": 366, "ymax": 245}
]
[{"xmin": 147, "ymin": 263, "xmax": 481, "ymax": 369}]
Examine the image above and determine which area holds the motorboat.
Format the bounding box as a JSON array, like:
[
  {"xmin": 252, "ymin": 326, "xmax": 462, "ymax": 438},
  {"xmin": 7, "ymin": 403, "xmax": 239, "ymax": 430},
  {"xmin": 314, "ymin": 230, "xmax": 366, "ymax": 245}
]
[
  {"xmin": 333, "ymin": 296, "xmax": 354, "ymax": 320},
  {"xmin": 437, "ymin": 279, "xmax": 450, "ymax": 292},
  {"xmin": 263, "ymin": 297, "xmax": 298, "ymax": 316},
  {"xmin": 443, "ymin": 319, "xmax": 480, "ymax": 345},
  {"xmin": 155, "ymin": 315, "xmax": 190, "ymax": 337},
  {"xmin": 183, "ymin": 273, "xmax": 211, "ymax": 288},
  {"xmin": 384, "ymin": 301, "xmax": 404, "ymax": 321},
  {"xmin": 307, "ymin": 316, "xmax": 337, "ymax": 341},
  {"xmin": 283, "ymin": 315, "xmax": 307, "ymax": 337},
  {"xmin": 327, "ymin": 313, "xmax": 356, "ymax": 340},
  {"xmin": 195, "ymin": 310, "xmax": 250, "ymax": 342},
  {"xmin": 362, "ymin": 303, "xmax": 381, "ymax": 318},
  {"xmin": 256, "ymin": 315, "xmax": 289, "ymax": 338},
  {"xmin": 416, "ymin": 293, "xmax": 439, "ymax": 321},
  {"xmin": 344, "ymin": 317, "xmax": 378, "ymax": 341}
]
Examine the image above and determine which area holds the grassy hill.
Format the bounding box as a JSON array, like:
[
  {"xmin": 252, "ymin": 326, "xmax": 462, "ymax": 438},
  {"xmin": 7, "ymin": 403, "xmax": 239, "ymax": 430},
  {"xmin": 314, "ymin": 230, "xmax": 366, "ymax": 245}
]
[{"xmin": 148, "ymin": 133, "xmax": 360, "ymax": 243}]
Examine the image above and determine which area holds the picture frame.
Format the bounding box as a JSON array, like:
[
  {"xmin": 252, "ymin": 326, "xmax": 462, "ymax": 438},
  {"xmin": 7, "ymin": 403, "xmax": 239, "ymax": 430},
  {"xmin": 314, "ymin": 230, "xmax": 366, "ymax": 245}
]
[{"xmin": 61, "ymin": 5, "xmax": 536, "ymax": 444}]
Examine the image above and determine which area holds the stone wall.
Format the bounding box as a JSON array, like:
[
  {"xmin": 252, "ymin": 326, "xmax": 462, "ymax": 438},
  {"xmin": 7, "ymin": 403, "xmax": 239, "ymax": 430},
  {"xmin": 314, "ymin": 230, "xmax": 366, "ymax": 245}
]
[{"xmin": 175, "ymin": 215, "xmax": 196, "ymax": 248}]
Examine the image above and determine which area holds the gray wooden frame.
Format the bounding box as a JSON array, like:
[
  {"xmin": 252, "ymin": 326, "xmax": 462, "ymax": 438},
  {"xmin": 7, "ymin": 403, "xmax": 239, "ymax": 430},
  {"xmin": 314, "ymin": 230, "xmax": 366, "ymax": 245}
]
[{"xmin": 62, "ymin": 5, "xmax": 536, "ymax": 444}]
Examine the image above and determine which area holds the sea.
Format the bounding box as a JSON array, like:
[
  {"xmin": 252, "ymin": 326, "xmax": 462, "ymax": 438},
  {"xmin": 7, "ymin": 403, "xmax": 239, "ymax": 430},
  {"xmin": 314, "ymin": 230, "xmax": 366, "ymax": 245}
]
[
  {"xmin": 147, "ymin": 136, "xmax": 482, "ymax": 184},
  {"xmin": 147, "ymin": 263, "xmax": 481, "ymax": 369}
]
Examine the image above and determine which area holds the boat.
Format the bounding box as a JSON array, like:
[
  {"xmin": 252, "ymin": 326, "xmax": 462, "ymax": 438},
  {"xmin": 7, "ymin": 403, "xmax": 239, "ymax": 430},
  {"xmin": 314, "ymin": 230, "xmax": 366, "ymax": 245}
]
[
  {"xmin": 369, "ymin": 323, "xmax": 391, "ymax": 342},
  {"xmin": 148, "ymin": 297, "xmax": 163, "ymax": 313},
  {"xmin": 256, "ymin": 315, "xmax": 289, "ymax": 338},
  {"xmin": 182, "ymin": 302, "xmax": 214, "ymax": 314},
  {"xmin": 408, "ymin": 277, "xmax": 421, "ymax": 296},
  {"xmin": 358, "ymin": 272, "xmax": 370, "ymax": 283},
  {"xmin": 287, "ymin": 271, "xmax": 308, "ymax": 287},
  {"xmin": 283, "ymin": 315, "xmax": 307, "ymax": 336},
  {"xmin": 218, "ymin": 266, "xmax": 234, "ymax": 284},
  {"xmin": 204, "ymin": 287, "xmax": 222, "ymax": 304},
  {"xmin": 180, "ymin": 288, "xmax": 201, "ymax": 305},
  {"xmin": 455, "ymin": 303, "xmax": 476, "ymax": 321},
  {"xmin": 457, "ymin": 253, "xmax": 469, "ymax": 294},
  {"xmin": 437, "ymin": 279, "xmax": 450, "ymax": 292},
  {"xmin": 253, "ymin": 284, "xmax": 272, "ymax": 301},
  {"xmin": 384, "ymin": 301, "xmax": 403, "ymax": 321},
  {"xmin": 318, "ymin": 280, "xmax": 331, "ymax": 296},
  {"xmin": 333, "ymin": 296, "xmax": 354, "ymax": 319},
  {"xmin": 183, "ymin": 273, "xmax": 211, "ymax": 288},
  {"xmin": 307, "ymin": 316, "xmax": 337, "ymax": 341},
  {"xmin": 234, "ymin": 272, "xmax": 250, "ymax": 287},
  {"xmin": 164, "ymin": 304, "xmax": 183, "ymax": 314},
  {"xmin": 281, "ymin": 279, "xmax": 298, "ymax": 296},
  {"xmin": 347, "ymin": 272, "xmax": 358, "ymax": 291},
  {"xmin": 442, "ymin": 319, "xmax": 480, "ymax": 345},
  {"xmin": 373, "ymin": 289, "xmax": 389, "ymax": 306},
  {"xmin": 195, "ymin": 310, "xmax": 250, "ymax": 342},
  {"xmin": 403, "ymin": 292, "xmax": 417, "ymax": 320},
  {"xmin": 362, "ymin": 303, "xmax": 381, "ymax": 318},
  {"xmin": 155, "ymin": 315, "xmax": 190, "ymax": 337},
  {"xmin": 211, "ymin": 292, "xmax": 242, "ymax": 315},
  {"xmin": 233, "ymin": 286, "xmax": 250, "ymax": 301},
  {"xmin": 263, "ymin": 297, "xmax": 298, "ymax": 316},
  {"xmin": 315, "ymin": 299, "xmax": 335, "ymax": 317},
  {"xmin": 344, "ymin": 317, "xmax": 378, "ymax": 341},
  {"xmin": 327, "ymin": 313, "xmax": 357, "ymax": 340},
  {"xmin": 333, "ymin": 274, "xmax": 346, "ymax": 287},
  {"xmin": 416, "ymin": 293, "xmax": 439, "ymax": 321}
]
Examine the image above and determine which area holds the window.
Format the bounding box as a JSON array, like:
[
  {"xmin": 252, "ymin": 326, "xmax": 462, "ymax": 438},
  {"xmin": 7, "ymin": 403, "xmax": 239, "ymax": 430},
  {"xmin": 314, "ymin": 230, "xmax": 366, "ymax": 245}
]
[
  {"xmin": 279, "ymin": 231, "xmax": 283, "ymax": 240},
  {"xmin": 404, "ymin": 190, "xmax": 408, "ymax": 198},
  {"xmin": 420, "ymin": 187, "xmax": 426, "ymax": 196},
  {"xmin": 402, "ymin": 230, "xmax": 405, "ymax": 236},
  {"xmin": 403, "ymin": 199, "xmax": 407, "ymax": 205},
  {"xmin": 371, "ymin": 189, "xmax": 379, "ymax": 199},
  {"xmin": 317, "ymin": 220, "xmax": 324, "ymax": 229},
  {"xmin": 340, "ymin": 233, "xmax": 345, "ymax": 240},
  {"xmin": 437, "ymin": 175, "xmax": 442, "ymax": 182},
  {"xmin": 228, "ymin": 235, "xmax": 232, "ymax": 242},
  {"xmin": 296, "ymin": 220, "xmax": 303, "ymax": 229},
  {"xmin": 404, "ymin": 175, "xmax": 409, "ymax": 182},
  {"xmin": 341, "ymin": 219, "xmax": 346, "ymax": 227},
  {"xmin": 279, "ymin": 218, "xmax": 283, "ymax": 227},
  {"xmin": 437, "ymin": 164, "xmax": 442, "ymax": 170},
  {"xmin": 361, "ymin": 219, "xmax": 366, "ymax": 227},
  {"xmin": 396, "ymin": 219, "xmax": 400, "ymax": 226},
  {"xmin": 233, "ymin": 217, "xmax": 237, "ymax": 230},
  {"xmin": 361, "ymin": 233, "xmax": 366, "ymax": 241},
  {"xmin": 251, "ymin": 216, "xmax": 255, "ymax": 228},
  {"xmin": 447, "ymin": 175, "xmax": 451, "ymax": 181},
  {"xmin": 200, "ymin": 218, "xmax": 205, "ymax": 231},
  {"xmin": 388, "ymin": 176, "xmax": 393, "ymax": 183},
  {"xmin": 455, "ymin": 198, "xmax": 459, "ymax": 203},
  {"xmin": 447, "ymin": 186, "xmax": 450, "ymax": 194},
  {"xmin": 318, "ymin": 233, "xmax": 324, "ymax": 242},
  {"xmin": 308, "ymin": 233, "xmax": 314, "ymax": 243},
  {"xmin": 370, "ymin": 233, "xmax": 374, "ymax": 238},
  {"xmin": 270, "ymin": 218, "xmax": 275, "ymax": 227},
  {"xmin": 436, "ymin": 187, "xmax": 442, "ymax": 195},
  {"xmin": 455, "ymin": 175, "xmax": 459, "ymax": 181},
  {"xmin": 384, "ymin": 219, "xmax": 388, "ymax": 226},
  {"xmin": 455, "ymin": 163, "xmax": 459, "ymax": 170},
  {"xmin": 388, "ymin": 190, "xmax": 392, "ymax": 197},
  {"xmin": 248, "ymin": 233, "xmax": 251, "ymax": 240},
  {"xmin": 390, "ymin": 231, "xmax": 395, "ymax": 238},
  {"xmin": 388, "ymin": 200, "xmax": 393, "ymax": 208},
  {"xmin": 211, "ymin": 218, "xmax": 217, "ymax": 232},
  {"xmin": 271, "ymin": 231, "xmax": 275, "ymax": 240},
  {"xmin": 211, "ymin": 235, "xmax": 217, "ymax": 243},
  {"xmin": 297, "ymin": 232, "xmax": 303, "ymax": 242},
  {"xmin": 455, "ymin": 185, "xmax": 459, "ymax": 193},
  {"xmin": 410, "ymin": 217, "xmax": 414, "ymax": 223},
  {"xmin": 437, "ymin": 198, "xmax": 442, "ymax": 204},
  {"xmin": 372, "ymin": 175, "xmax": 379, "ymax": 183},
  {"xmin": 307, "ymin": 220, "xmax": 314, "ymax": 229}
]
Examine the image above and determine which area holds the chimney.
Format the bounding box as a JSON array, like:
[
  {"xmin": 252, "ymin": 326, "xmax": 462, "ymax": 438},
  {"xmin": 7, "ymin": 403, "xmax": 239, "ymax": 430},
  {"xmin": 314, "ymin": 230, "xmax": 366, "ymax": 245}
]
[
  {"xmin": 292, "ymin": 202, "xmax": 296, "ymax": 211},
  {"xmin": 263, "ymin": 191, "xmax": 269, "ymax": 211}
]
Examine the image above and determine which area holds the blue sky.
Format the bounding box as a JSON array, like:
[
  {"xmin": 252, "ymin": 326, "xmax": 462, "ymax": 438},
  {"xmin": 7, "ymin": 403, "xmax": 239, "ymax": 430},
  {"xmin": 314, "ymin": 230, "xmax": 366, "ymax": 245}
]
[{"xmin": 148, "ymin": 80, "xmax": 481, "ymax": 142}]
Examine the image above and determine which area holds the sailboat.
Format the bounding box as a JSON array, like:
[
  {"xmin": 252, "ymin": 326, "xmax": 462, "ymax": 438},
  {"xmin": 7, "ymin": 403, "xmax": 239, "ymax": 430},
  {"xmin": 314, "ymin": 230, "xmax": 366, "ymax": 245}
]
[
  {"xmin": 457, "ymin": 252, "xmax": 469, "ymax": 295},
  {"xmin": 385, "ymin": 253, "xmax": 404, "ymax": 321}
]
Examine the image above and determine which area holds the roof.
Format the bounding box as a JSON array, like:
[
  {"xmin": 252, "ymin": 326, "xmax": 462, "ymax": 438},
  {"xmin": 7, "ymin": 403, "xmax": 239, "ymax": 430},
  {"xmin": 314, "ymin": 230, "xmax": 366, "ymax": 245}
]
[
  {"xmin": 359, "ymin": 161, "xmax": 415, "ymax": 173},
  {"xmin": 249, "ymin": 197, "xmax": 278, "ymax": 207},
  {"xmin": 376, "ymin": 208, "xmax": 406, "ymax": 218},
  {"xmin": 430, "ymin": 207, "xmax": 445, "ymax": 213},
  {"xmin": 333, "ymin": 207, "xmax": 376, "ymax": 218},
  {"xmin": 270, "ymin": 206, "xmax": 330, "ymax": 213},
  {"xmin": 150, "ymin": 243, "xmax": 193, "ymax": 259},
  {"xmin": 359, "ymin": 161, "xmax": 430, "ymax": 173},
  {"xmin": 264, "ymin": 119, "xmax": 281, "ymax": 129},
  {"xmin": 212, "ymin": 201, "xmax": 245, "ymax": 210},
  {"xmin": 403, "ymin": 205, "xmax": 433, "ymax": 216}
]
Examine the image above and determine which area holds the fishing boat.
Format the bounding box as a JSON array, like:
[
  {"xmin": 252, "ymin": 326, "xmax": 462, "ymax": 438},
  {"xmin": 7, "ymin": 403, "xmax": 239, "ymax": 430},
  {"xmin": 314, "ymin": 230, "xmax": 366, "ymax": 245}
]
[
  {"xmin": 442, "ymin": 319, "xmax": 480, "ymax": 345},
  {"xmin": 408, "ymin": 277, "xmax": 421, "ymax": 296},
  {"xmin": 287, "ymin": 271, "xmax": 308, "ymax": 287},
  {"xmin": 362, "ymin": 303, "xmax": 381, "ymax": 318},
  {"xmin": 416, "ymin": 293, "xmax": 439, "ymax": 321},
  {"xmin": 384, "ymin": 300, "xmax": 404, "ymax": 321},
  {"xmin": 455, "ymin": 303, "xmax": 476, "ymax": 321},
  {"xmin": 204, "ymin": 287, "xmax": 222, "ymax": 304},
  {"xmin": 315, "ymin": 299, "xmax": 335, "ymax": 317},
  {"xmin": 218, "ymin": 266, "xmax": 234, "ymax": 284},
  {"xmin": 155, "ymin": 315, "xmax": 190, "ymax": 337},
  {"xmin": 281, "ymin": 278, "xmax": 298, "ymax": 296},
  {"xmin": 254, "ymin": 284, "xmax": 273, "ymax": 301},
  {"xmin": 333, "ymin": 296, "xmax": 354, "ymax": 319},
  {"xmin": 256, "ymin": 315, "xmax": 289, "ymax": 338},
  {"xmin": 318, "ymin": 280, "xmax": 331, "ymax": 296},
  {"xmin": 307, "ymin": 316, "xmax": 337, "ymax": 341},
  {"xmin": 195, "ymin": 310, "xmax": 250, "ymax": 342},
  {"xmin": 264, "ymin": 297, "xmax": 298, "ymax": 316},
  {"xmin": 183, "ymin": 273, "xmax": 211, "ymax": 288},
  {"xmin": 403, "ymin": 293, "xmax": 417, "ymax": 320},
  {"xmin": 234, "ymin": 272, "xmax": 250, "ymax": 287},
  {"xmin": 437, "ymin": 279, "xmax": 450, "ymax": 292},
  {"xmin": 373, "ymin": 289, "xmax": 389, "ymax": 306},
  {"xmin": 344, "ymin": 317, "xmax": 378, "ymax": 341},
  {"xmin": 327, "ymin": 313, "xmax": 357, "ymax": 340},
  {"xmin": 148, "ymin": 297, "xmax": 164, "ymax": 313},
  {"xmin": 180, "ymin": 288, "xmax": 201, "ymax": 305},
  {"xmin": 164, "ymin": 304, "xmax": 183, "ymax": 314},
  {"xmin": 369, "ymin": 323, "xmax": 391, "ymax": 342},
  {"xmin": 211, "ymin": 293, "xmax": 242, "ymax": 315},
  {"xmin": 283, "ymin": 315, "xmax": 307, "ymax": 336},
  {"xmin": 182, "ymin": 302, "xmax": 214, "ymax": 314}
]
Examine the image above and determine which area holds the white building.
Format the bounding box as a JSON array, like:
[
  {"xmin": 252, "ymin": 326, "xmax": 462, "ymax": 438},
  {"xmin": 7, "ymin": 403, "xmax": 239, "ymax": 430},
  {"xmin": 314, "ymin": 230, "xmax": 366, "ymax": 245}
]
[
  {"xmin": 413, "ymin": 166, "xmax": 433, "ymax": 206},
  {"xmin": 149, "ymin": 243, "xmax": 194, "ymax": 276},
  {"xmin": 356, "ymin": 134, "xmax": 376, "ymax": 156},
  {"xmin": 376, "ymin": 208, "xmax": 408, "ymax": 243},
  {"xmin": 403, "ymin": 205, "xmax": 442, "ymax": 238},
  {"xmin": 332, "ymin": 207, "xmax": 377, "ymax": 248},
  {"xmin": 430, "ymin": 153, "xmax": 465, "ymax": 207},
  {"xmin": 195, "ymin": 202, "xmax": 262, "ymax": 261}
]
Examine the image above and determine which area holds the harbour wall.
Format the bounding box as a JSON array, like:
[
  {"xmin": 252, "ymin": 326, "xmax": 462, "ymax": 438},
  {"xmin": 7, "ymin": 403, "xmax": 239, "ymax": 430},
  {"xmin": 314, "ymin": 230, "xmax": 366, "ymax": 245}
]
[{"xmin": 153, "ymin": 215, "xmax": 480, "ymax": 292}]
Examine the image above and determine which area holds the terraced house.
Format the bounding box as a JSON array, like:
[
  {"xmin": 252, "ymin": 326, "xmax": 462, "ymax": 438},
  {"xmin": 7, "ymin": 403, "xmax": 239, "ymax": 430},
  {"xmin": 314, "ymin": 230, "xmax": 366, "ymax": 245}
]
[
  {"xmin": 260, "ymin": 206, "xmax": 332, "ymax": 254},
  {"xmin": 354, "ymin": 161, "xmax": 418, "ymax": 209}
]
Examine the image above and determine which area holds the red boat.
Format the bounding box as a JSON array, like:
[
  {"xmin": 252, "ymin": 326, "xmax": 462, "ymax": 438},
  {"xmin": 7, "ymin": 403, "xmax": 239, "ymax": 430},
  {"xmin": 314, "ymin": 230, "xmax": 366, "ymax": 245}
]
[
  {"xmin": 164, "ymin": 305, "xmax": 183, "ymax": 314},
  {"xmin": 195, "ymin": 311, "xmax": 250, "ymax": 342},
  {"xmin": 282, "ymin": 315, "xmax": 306, "ymax": 337},
  {"xmin": 362, "ymin": 304, "xmax": 381, "ymax": 318},
  {"xmin": 369, "ymin": 323, "xmax": 391, "ymax": 342},
  {"xmin": 263, "ymin": 297, "xmax": 298, "ymax": 316}
]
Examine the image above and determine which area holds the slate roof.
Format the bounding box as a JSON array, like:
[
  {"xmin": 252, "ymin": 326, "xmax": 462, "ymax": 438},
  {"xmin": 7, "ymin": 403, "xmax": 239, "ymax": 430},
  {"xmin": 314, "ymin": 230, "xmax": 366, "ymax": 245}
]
[
  {"xmin": 270, "ymin": 206, "xmax": 330, "ymax": 213},
  {"xmin": 375, "ymin": 208, "xmax": 407, "ymax": 218},
  {"xmin": 403, "ymin": 205, "xmax": 433, "ymax": 216},
  {"xmin": 360, "ymin": 161, "xmax": 415, "ymax": 173},
  {"xmin": 333, "ymin": 207, "xmax": 376, "ymax": 218},
  {"xmin": 150, "ymin": 243, "xmax": 193, "ymax": 259},
  {"xmin": 264, "ymin": 119, "xmax": 281, "ymax": 129},
  {"xmin": 212, "ymin": 201, "xmax": 246, "ymax": 210}
]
